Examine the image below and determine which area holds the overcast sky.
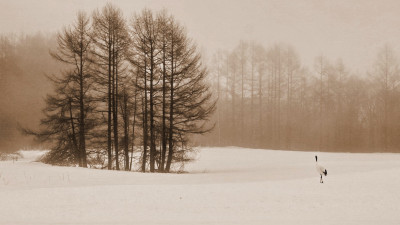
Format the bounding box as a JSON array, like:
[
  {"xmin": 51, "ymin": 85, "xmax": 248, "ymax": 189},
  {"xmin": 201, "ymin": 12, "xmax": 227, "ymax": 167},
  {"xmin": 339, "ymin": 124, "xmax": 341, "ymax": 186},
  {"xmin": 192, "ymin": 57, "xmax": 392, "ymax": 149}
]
[{"xmin": 1, "ymin": 0, "xmax": 400, "ymax": 74}]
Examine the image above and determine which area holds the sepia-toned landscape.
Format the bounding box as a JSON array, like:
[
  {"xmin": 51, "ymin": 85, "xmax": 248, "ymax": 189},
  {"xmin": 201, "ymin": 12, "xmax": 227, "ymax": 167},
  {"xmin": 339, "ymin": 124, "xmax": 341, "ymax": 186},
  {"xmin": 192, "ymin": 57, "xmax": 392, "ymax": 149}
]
[{"xmin": 1, "ymin": 1, "xmax": 400, "ymax": 224}]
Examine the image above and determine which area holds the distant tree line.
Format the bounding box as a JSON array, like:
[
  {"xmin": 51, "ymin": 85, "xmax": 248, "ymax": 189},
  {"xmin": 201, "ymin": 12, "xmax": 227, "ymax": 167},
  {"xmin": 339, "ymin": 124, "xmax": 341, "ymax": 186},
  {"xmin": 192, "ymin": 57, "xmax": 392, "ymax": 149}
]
[
  {"xmin": 25, "ymin": 4, "xmax": 215, "ymax": 172},
  {"xmin": 204, "ymin": 41, "xmax": 400, "ymax": 152},
  {"xmin": 0, "ymin": 33, "xmax": 58, "ymax": 153}
]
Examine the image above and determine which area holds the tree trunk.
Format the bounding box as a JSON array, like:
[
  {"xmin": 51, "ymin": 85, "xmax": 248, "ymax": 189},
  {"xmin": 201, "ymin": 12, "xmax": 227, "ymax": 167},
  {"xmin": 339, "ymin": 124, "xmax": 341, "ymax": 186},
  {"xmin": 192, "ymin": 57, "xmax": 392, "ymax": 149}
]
[
  {"xmin": 250, "ymin": 47, "xmax": 254, "ymax": 146},
  {"xmin": 149, "ymin": 44, "xmax": 156, "ymax": 172},
  {"xmin": 258, "ymin": 66, "xmax": 263, "ymax": 147},
  {"xmin": 68, "ymin": 99, "xmax": 80, "ymax": 166},
  {"xmin": 113, "ymin": 41, "xmax": 120, "ymax": 171},
  {"xmin": 79, "ymin": 39, "xmax": 87, "ymax": 168},
  {"xmin": 123, "ymin": 92, "xmax": 129, "ymax": 171},
  {"xmin": 231, "ymin": 61, "xmax": 236, "ymax": 145},
  {"xmin": 130, "ymin": 77, "xmax": 138, "ymax": 171},
  {"xmin": 240, "ymin": 44, "xmax": 244, "ymax": 146},
  {"xmin": 217, "ymin": 53, "xmax": 221, "ymax": 145},
  {"xmin": 142, "ymin": 57, "xmax": 148, "ymax": 172},
  {"xmin": 166, "ymin": 37, "xmax": 174, "ymax": 172},
  {"xmin": 107, "ymin": 37, "xmax": 112, "ymax": 170},
  {"xmin": 277, "ymin": 50, "xmax": 281, "ymax": 149},
  {"xmin": 161, "ymin": 41, "xmax": 167, "ymax": 172}
]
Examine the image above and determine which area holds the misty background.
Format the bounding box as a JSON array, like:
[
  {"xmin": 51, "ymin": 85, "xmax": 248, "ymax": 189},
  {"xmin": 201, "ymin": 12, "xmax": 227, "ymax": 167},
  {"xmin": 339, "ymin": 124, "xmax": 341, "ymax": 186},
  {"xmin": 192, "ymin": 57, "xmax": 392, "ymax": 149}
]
[
  {"xmin": 1, "ymin": 0, "xmax": 400, "ymax": 152},
  {"xmin": 2, "ymin": 0, "xmax": 400, "ymax": 72}
]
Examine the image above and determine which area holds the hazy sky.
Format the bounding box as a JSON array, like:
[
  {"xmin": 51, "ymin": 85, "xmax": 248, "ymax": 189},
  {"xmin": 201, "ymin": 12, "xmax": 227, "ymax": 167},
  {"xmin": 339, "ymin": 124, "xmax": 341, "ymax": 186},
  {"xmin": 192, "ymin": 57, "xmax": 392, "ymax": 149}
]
[{"xmin": 1, "ymin": 0, "xmax": 400, "ymax": 74}]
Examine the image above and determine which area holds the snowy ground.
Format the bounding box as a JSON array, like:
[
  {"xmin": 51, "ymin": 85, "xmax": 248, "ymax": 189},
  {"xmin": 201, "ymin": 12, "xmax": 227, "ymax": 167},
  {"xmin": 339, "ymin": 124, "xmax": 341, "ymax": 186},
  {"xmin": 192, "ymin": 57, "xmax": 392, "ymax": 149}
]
[{"xmin": 0, "ymin": 147, "xmax": 400, "ymax": 225}]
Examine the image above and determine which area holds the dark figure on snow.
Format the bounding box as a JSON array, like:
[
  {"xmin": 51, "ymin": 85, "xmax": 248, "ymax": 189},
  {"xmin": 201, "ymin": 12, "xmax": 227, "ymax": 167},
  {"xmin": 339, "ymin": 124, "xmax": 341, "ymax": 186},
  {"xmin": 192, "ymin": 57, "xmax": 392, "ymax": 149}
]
[{"xmin": 315, "ymin": 155, "xmax": 327, "ymax": 183}]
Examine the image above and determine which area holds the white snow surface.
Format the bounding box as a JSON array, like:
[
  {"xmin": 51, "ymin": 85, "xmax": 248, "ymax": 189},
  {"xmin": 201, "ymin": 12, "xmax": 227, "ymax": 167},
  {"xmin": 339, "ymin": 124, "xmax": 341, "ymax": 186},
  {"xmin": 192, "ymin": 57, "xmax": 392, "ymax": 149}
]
[{"xmin": 1, "ymin": 147, "xmax": 400, "ymax": 225}]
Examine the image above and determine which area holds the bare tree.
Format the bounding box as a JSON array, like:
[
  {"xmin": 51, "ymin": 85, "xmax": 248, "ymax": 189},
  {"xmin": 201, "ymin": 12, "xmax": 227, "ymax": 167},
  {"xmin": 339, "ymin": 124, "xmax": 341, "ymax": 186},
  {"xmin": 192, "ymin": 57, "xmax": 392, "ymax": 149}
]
[
  {"xmin": 49, "ymin": 12, "xmax": 94, "ymax": 167},
  {"xmin": 92, "ymin": 3, "xmax": 129, "ymax": 170}
]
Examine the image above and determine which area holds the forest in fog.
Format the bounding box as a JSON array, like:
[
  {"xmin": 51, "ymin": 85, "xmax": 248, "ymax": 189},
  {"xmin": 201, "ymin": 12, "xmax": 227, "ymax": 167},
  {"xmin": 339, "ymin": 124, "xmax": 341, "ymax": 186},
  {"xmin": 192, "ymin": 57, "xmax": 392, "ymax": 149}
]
[
  {"xmin": 203, "ymin": 41, "xmax": 400, "ymax": 152},
  {"xmin": 0, "ymin": 34, "xmax": 58, "ymax": 152},
  {"xmin": 1, "ymin": 3, "xmax": 400, "ymax": 168}
]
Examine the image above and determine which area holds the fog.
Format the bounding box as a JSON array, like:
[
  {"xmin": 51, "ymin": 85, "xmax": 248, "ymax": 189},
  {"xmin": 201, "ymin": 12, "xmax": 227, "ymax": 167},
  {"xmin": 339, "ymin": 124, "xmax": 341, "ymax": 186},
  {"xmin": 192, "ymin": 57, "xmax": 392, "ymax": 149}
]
[
  {"xmin": 1, "ymin": 0, "xmax": 400, "ymax": 72},
  {"xmin": 1, "ymin": 0, "xmax": 400, "ymax": 153}
]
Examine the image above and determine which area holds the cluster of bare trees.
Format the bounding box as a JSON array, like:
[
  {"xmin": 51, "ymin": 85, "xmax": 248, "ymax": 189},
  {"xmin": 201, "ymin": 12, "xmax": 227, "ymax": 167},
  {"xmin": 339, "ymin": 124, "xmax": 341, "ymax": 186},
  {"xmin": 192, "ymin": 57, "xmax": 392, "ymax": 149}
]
[
  {"xmin": 207, "ymin": 41, "xmax": 400, "ymax": 152},
  {"xmin": 28, "ymin": 4, "xmax": 215, "ymax": 172}
]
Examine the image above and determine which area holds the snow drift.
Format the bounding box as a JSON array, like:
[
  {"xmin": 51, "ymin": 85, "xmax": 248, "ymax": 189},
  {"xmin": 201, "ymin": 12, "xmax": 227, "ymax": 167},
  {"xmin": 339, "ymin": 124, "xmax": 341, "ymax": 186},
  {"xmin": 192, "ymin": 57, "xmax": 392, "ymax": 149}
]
[{"xmin": 0, "ymin": 147, "xmax": 399, "ymax": 224}]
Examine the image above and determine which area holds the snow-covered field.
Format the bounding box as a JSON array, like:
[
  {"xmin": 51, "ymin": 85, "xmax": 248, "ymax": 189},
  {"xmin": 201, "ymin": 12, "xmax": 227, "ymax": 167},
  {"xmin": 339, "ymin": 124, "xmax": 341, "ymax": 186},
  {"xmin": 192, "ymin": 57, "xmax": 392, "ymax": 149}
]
[{"xmin": 1, "ymin": 147, "xmax": 400, "ymax": 225}]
